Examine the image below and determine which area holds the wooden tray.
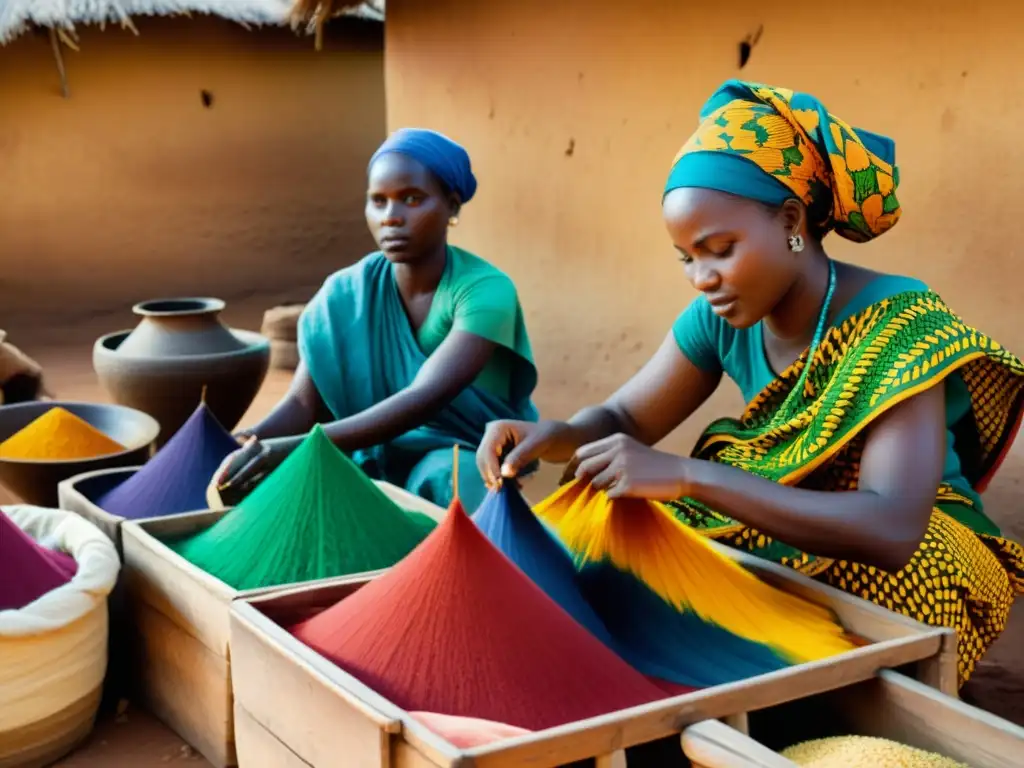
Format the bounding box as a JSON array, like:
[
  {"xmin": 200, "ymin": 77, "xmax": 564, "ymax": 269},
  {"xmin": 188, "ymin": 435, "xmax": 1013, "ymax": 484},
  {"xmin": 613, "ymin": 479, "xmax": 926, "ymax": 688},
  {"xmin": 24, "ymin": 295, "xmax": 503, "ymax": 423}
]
[
  {"xmin": 120, "ymin": 483, "xmax": 446, "ymax": 768},
  {"xmin": 228, "ymin": 542, "xmax": 959, "ymax": 768},
  {"xmin": 58, "ymin": 466, "xmax": 142, "ymax": 558},
  {"xmin": 681, "ymin": 670, "xmax": 1024, "ymax": 767}
]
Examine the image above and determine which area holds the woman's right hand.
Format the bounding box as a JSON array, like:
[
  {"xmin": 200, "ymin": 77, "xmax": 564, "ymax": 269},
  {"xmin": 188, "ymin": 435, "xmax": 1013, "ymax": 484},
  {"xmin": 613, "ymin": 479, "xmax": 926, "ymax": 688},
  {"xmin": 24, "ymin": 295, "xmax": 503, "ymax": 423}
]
[{"xmin": 476, "ymin": 419, "xmax": 578, "ymax": 488}]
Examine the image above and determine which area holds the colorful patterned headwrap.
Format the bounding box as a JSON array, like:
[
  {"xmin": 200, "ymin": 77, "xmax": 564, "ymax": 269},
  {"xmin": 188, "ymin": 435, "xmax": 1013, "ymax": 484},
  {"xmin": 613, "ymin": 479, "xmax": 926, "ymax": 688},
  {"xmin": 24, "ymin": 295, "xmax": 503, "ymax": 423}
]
[{"xmin": 664, "ymin": 80, "xmax": 901, "ymax": 243}]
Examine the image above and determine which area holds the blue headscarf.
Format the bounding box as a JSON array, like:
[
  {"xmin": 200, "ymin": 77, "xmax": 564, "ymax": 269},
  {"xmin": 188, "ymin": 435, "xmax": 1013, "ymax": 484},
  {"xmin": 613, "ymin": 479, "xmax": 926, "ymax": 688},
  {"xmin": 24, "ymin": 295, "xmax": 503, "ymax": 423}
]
[{"xmin": 368, "ymin": 128, "xmax": 478, "ymax": 204}]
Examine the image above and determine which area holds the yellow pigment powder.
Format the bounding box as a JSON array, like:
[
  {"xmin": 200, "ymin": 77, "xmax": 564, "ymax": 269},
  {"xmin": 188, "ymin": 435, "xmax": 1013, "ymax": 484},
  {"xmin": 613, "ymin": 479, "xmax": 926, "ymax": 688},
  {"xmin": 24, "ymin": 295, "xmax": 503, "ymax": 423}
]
[
  {"xmin": 781, "ymin": 735, "xmax": 969, "ymax": 768},
  {"xmin": 0, "ymin": 407, "xmax": 126, "ymax": 460}
]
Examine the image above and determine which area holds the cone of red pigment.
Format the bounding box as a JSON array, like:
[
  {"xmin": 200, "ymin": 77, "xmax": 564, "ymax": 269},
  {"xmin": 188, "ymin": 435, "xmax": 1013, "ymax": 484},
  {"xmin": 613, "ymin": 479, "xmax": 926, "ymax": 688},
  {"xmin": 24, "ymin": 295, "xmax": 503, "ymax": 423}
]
[
  {"xmin": 0, "ymin": 509, "xmax": 78, "ymax": 611},
  {"xmin": 96, "ymin": 400, "xmax": 239, "ymax": 519},
  {"xmin": 290, "ymin": 497, "xmax": 667, "ymax": 731}
]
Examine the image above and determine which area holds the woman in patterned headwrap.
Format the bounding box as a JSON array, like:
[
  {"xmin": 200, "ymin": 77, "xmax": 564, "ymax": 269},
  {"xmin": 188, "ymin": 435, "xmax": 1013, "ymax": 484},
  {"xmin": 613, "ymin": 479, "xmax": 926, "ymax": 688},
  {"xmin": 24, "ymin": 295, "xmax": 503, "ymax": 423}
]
[
  {"xmin": 216, "ymin": 128, "xmax": 538, "ymax": 512},
  {"xmin": 479, "ymin": 80, "xmax": 1024, "ymax": 685}
]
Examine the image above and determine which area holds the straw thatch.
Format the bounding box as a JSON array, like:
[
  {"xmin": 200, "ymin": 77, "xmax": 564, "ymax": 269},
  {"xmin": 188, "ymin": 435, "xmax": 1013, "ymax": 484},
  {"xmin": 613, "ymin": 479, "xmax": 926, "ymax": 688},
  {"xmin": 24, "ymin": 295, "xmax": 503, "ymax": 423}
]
[
  {"xmin": 288, "ymin": 0, "xmax": 378, "ymax": 48},
  {"xmin": 0, "ymin": 0, "xmax": 382, "ymax": 45}
]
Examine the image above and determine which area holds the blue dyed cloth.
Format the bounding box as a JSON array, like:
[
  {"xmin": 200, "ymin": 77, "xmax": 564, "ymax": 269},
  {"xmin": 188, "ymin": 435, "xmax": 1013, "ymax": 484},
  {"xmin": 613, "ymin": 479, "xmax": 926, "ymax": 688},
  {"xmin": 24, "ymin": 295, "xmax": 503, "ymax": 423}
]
[
  {"xmin": 298, "ymin": 253, "xmax": 538, "ymax": 512},
  {"xmin": 369, "ymin": 128, "xmax": 478, "ymax": 203},
  {"xmin": 472, "ymin": 484, "xmax": 616, "ymax": 647}
]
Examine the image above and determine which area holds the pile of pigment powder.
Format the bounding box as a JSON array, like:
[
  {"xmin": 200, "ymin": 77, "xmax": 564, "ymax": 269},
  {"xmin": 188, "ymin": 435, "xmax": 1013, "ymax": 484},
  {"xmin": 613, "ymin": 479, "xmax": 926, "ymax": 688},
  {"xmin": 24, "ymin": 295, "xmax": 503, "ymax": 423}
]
[
  {"xmin": 97, "ymin": 401, "xmax": 238, "ymax": 519},
  {"xmin": 781, "ymin": 735, "xmax": 969, "ymax": 767},
  {"xmin": 0, "ymin": 509, "xmax": 78, "ymax": 610},
  {"xmin": 289, "ymin": 497, "xmax": 667, "ymax": 731},
  {"xmin": 170, "ymin": 424, "xmax": 437, "ymax": 590},
  {"xmin": 0, "ymin": 407, "xmax": 125, "ymax": 460}
]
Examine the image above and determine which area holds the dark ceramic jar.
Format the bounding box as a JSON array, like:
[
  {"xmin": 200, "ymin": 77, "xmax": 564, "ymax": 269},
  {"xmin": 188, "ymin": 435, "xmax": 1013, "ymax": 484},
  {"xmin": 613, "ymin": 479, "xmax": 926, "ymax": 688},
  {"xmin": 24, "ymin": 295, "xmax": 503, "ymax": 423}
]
[{"xmin": 93, "ymin": 298, "xmax": 270, "ymax": 445}]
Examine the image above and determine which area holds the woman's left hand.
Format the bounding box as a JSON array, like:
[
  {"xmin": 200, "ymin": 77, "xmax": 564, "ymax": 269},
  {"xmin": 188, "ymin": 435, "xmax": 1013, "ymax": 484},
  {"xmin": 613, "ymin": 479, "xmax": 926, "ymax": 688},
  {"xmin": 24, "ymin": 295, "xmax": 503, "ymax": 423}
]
[
  {"xmin": 572, "ymin": 433, "xmax": 691, "ymax": 500},
  {"xmin": 212, "ymin": 436, "xmax": 300, "ymax": 506}
]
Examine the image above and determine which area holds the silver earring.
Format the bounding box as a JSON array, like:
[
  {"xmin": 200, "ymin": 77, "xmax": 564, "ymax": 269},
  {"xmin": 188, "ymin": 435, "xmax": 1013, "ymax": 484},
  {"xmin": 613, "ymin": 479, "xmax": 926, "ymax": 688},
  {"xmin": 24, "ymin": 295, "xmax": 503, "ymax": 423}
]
[
  {"xmin": 448, "ymin": 216, "xmax": 459, "ymax": 228},
  {"xmin": 788, "ymin": 233, "xmax": 805, "ymax": 253}
]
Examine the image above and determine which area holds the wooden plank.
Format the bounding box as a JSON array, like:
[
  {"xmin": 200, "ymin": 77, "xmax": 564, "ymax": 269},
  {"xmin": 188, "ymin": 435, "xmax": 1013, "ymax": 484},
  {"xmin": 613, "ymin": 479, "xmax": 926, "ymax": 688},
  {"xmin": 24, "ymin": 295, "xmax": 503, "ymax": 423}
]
[
  {"xmin": 913, "ymin": 630, "xmax": 959, "ymax": 697},
  {"xmin": 133, "ymin": 599, "xmax": 235, "ymax": 768},
  {"xmin": 230, "ymin": 603, "xmax": 397, "ymax": 768},
  {"xmin": 680, "ymin": 720, "xmax": 796, "ymax": 768},
  {"xmin": 826, "ymin": 670, "xmax": 1024, "ymax": 768},
  {"xmin": 378, "ymin": 481, "xmax": 447, "ymax": 522},
  {"xmin": 721, "ymin": 713, "xmax": 749, "ymax": 736},
  {"xmin": 464, "ymin": 632, "xmax": 944, "ymax": 768},
  {"xmin": 122, "ymin": 512, "xmax": 235, "ymax": 655},
  {"xmin": 56, "ymin": 468, "xmax": 138, "ymax": 558},
  {"xmin": 234, "ymin": 703, "xmax": 313, "ymax": 768}
]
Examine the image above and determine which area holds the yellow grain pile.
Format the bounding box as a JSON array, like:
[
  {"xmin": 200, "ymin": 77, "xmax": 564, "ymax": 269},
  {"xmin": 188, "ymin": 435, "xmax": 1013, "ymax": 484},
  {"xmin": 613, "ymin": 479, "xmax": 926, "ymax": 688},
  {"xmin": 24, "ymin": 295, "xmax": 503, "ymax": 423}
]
[{"xmin": 781, "ymin": 735, "xmax": 969, "ymax": 767}]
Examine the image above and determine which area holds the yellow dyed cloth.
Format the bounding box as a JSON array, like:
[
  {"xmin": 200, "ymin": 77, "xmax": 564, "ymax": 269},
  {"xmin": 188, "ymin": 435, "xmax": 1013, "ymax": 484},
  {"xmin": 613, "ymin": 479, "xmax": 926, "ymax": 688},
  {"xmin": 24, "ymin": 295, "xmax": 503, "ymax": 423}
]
[
  {"xmin": 781, "ymin": 735, "xmax": 968, "ymax": 767},
  {"xmin": 535, "ymin": 480, "xmax": 858, "ymax": 670},
  {"xmin": 669, "ymin": 291, "xmax": 1024, "ymax": 686}
]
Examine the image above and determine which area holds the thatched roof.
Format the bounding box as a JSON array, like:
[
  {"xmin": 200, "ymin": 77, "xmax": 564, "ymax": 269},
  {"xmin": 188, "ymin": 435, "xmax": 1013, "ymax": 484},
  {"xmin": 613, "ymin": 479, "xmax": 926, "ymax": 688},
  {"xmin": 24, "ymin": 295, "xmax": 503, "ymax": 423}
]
[
  {"xmin": 288, "ymin": 0, "xmax": 379, "ymax": 48},
  {"xmin": 0, "ymin": 0, "xmax": 383, "ymax": 45}
]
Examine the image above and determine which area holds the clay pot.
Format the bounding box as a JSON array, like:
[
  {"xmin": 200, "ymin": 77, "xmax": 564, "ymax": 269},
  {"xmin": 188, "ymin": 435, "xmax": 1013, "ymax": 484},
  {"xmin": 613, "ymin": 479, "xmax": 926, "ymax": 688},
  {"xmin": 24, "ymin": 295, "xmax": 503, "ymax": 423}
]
[
  {"xmin": 93, "ymin": 298, "xmax": 270, "ymax": 446},
  {"xmin": 0, "ymin": 401, "xmax": 158, "ymax": 507}
]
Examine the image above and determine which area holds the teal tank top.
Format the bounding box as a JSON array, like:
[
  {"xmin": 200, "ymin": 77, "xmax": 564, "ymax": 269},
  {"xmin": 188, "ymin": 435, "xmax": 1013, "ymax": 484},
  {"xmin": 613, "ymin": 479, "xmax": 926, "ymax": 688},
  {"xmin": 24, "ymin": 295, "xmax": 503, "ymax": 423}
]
[{"xmin": 673, "ymin": 274, "xmax": 983, "ymax": 513}]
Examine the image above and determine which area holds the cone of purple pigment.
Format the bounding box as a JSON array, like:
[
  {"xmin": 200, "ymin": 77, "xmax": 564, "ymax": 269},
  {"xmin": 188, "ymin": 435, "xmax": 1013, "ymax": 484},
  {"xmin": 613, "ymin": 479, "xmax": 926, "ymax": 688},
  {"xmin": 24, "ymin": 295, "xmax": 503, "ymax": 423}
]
[
  {"xmin": 0, "ymin": 509, "xmax": 78, "ymax": 611},
  {"xmin": 95, "ymin": 399, "xmax": 239, "ymax": 519}
]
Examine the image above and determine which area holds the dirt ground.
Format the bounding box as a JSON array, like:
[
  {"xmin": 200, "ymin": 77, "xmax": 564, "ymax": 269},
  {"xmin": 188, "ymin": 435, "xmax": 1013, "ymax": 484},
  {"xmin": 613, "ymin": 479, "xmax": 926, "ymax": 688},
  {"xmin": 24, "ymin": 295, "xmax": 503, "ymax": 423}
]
[{"xmin": 3, "ymin": 302, "xmax": 1022, "ymax": 765}]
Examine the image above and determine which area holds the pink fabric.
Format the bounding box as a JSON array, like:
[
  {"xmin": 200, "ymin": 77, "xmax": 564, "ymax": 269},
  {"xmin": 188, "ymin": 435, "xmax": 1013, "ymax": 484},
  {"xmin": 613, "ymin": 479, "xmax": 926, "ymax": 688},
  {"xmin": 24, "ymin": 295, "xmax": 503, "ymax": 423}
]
[{"xmin": 410, "ymin": 711, "xmax": 532, "ymax": 748}]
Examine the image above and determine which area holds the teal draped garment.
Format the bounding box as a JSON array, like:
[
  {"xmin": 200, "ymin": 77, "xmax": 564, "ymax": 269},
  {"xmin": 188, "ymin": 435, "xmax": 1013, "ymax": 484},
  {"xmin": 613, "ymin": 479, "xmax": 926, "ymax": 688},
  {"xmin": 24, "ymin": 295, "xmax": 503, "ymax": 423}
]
[{"xmin": 298, "ymin": 250, "xmax": 539, "ymax": 511}]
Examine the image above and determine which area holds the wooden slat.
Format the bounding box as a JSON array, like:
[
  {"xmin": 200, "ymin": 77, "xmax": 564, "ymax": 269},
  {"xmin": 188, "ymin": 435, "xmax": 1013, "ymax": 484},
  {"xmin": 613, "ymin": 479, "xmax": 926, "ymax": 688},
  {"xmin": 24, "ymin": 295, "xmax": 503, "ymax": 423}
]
[
  {"xmin": 827, "ymin": 670, "xmax": 1024, "ymax": 768},
  {"xmin": 231, "ymin": 602, "xmax": 406, "ymax": 768},
  {"xmin": 234, "ymin": 703, "xmax": 314, "ymax": 768},
  {"xmin": 681, "ymin": 720, "xmax": 796, "ymax": 768},
  {"xmin": 464, "ymin": 632, "xmax": 944, "ymax": 768}
]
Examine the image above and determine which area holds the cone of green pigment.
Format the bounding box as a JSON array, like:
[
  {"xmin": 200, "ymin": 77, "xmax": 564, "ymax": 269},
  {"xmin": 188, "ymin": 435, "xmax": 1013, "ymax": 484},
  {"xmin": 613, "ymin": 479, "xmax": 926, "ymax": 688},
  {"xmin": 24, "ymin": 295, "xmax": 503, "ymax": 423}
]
[{"xmin": 170, "ymin": 425, "xmax": 437, "ymax": 590}]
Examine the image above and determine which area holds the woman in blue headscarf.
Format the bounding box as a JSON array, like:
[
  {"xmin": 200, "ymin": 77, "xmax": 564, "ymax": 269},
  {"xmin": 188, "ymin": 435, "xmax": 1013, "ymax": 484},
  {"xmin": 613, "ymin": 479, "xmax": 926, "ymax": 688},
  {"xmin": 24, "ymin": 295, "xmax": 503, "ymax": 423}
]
[{"xmin": 216, "ymin": 128, "xmax": 539, "ymax": 511}]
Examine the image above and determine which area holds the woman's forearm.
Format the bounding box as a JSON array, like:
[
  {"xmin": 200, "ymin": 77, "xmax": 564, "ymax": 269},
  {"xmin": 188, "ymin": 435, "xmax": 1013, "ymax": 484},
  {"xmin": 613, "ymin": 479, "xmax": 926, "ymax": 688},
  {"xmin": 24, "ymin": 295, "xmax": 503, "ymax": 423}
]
[
  {"xmin": 246, "ymin": 396, "xmax": 317, "ymax": 440},
  {"xmin": 562, "ymin": 405, "xmax": 636, "ymax": 452},
  {"xmin": 320, "ymin": 385, "xmax": 450, "ymax": 453},
  {"xmin": 684, "ymin": 460, "xmax": 927, "ymax": 572}
]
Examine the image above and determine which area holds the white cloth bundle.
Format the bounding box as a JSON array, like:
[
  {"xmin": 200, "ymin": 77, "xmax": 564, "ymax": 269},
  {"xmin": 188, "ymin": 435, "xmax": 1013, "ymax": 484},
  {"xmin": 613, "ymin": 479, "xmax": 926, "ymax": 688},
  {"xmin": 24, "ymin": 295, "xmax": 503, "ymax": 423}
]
[{"xmin": 0, "ymin": 504, "xmax": 120, "ymax": 738}]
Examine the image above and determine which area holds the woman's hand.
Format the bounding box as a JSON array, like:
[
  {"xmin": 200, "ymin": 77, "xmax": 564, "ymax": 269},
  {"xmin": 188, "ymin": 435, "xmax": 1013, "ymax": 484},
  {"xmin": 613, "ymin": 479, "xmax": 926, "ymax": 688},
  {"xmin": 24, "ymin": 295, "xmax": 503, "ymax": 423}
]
[
  {"xmin": 573, "ymin": 433, "xmax": 690, "ymax": 500},
  {"xmin": 476, "ymin": 419, "xmax": 579, "ymax": 488},
  {"xmin": 212, "ymin": 435, "xmax": 300, "ymax": 506}
]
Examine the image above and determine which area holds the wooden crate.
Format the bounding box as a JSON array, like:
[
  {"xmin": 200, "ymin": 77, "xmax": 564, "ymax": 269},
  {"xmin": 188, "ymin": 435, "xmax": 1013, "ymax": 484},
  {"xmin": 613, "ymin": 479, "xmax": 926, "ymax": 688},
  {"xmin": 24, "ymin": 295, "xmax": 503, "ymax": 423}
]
[
  {"xmin": 120, "ymin": 483, "xmax": 446, "ymax": 768},
  {"xmin": 681, "ymin": 669, "xmax": 1024, "ymax": 767},
  {"xmin": 228, "ymin": 542, "xmax": 959, "ymax": 768},
  {"xmin": 58, "ymin": 466, "xmax": 143, "ymax": 558}
]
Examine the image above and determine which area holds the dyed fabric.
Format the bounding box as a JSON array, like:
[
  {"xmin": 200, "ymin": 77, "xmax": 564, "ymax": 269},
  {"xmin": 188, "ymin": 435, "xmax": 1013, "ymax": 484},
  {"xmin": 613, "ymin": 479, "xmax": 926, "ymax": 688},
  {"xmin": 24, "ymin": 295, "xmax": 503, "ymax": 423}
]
[
  {"xmin": 171, "ymin": 425, "xmax": 436, "ymax": 591},
  {"xmin": 298, "ymin": 247, "xmax": 538, "ymax": 511},
  {"xmin": 534, "ymin": 481, "xmax": 856, "ymax": 688},
  {"xmin": 781, "ymin": 735, "xmax": 968, "ymax": 767},
  {"xmin": 0, "ymin": 509, "xmax": 77, "ymax": 611},
  {"xmin": 97, "ymin": 402, "xmax": 238, "ymax": 519},
  {"xmin": 0, "ymin": 407, "xmax": 124, "ymax": 460},
  {"xmin": 666, "ymin": 79, "xmax": 900, "ymax": 243},
  {"xmin": 666, "ymin": 290, "xmax": 1024, "ymax": 685},
  {"xmin": 290, "ymin": 498, "xmax": 667, "ymax": 731},
  {"xmin": 471, "ymin": 483, "xmax": 615, "ymax": 647},
  {"xmin": 409, "ymin": 712, "xmax": 531, "ymax": 749},
  {"xmin": 673, "ymin": 273, "xmax": 987, "ymax": 526},
  {"xmin": 369, "ymin": 128, "xmax": 478, "ymax": 202}
]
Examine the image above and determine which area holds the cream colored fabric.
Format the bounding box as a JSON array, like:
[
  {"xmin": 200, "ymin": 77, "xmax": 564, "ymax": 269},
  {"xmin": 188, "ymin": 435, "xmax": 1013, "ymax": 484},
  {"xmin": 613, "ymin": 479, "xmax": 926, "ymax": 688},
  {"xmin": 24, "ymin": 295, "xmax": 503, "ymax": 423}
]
[{"xmin": 0, "ymin": 505, "xmax": 120, "ymax": 735}]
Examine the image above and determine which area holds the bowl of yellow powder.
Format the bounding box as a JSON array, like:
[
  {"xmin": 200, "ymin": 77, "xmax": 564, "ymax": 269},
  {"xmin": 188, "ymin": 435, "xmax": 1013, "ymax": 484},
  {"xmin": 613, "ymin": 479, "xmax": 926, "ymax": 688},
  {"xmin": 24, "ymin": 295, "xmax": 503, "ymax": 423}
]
[{"xmin": 0, "ymin": 401, "xmax": 159, "ymax": 507}]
